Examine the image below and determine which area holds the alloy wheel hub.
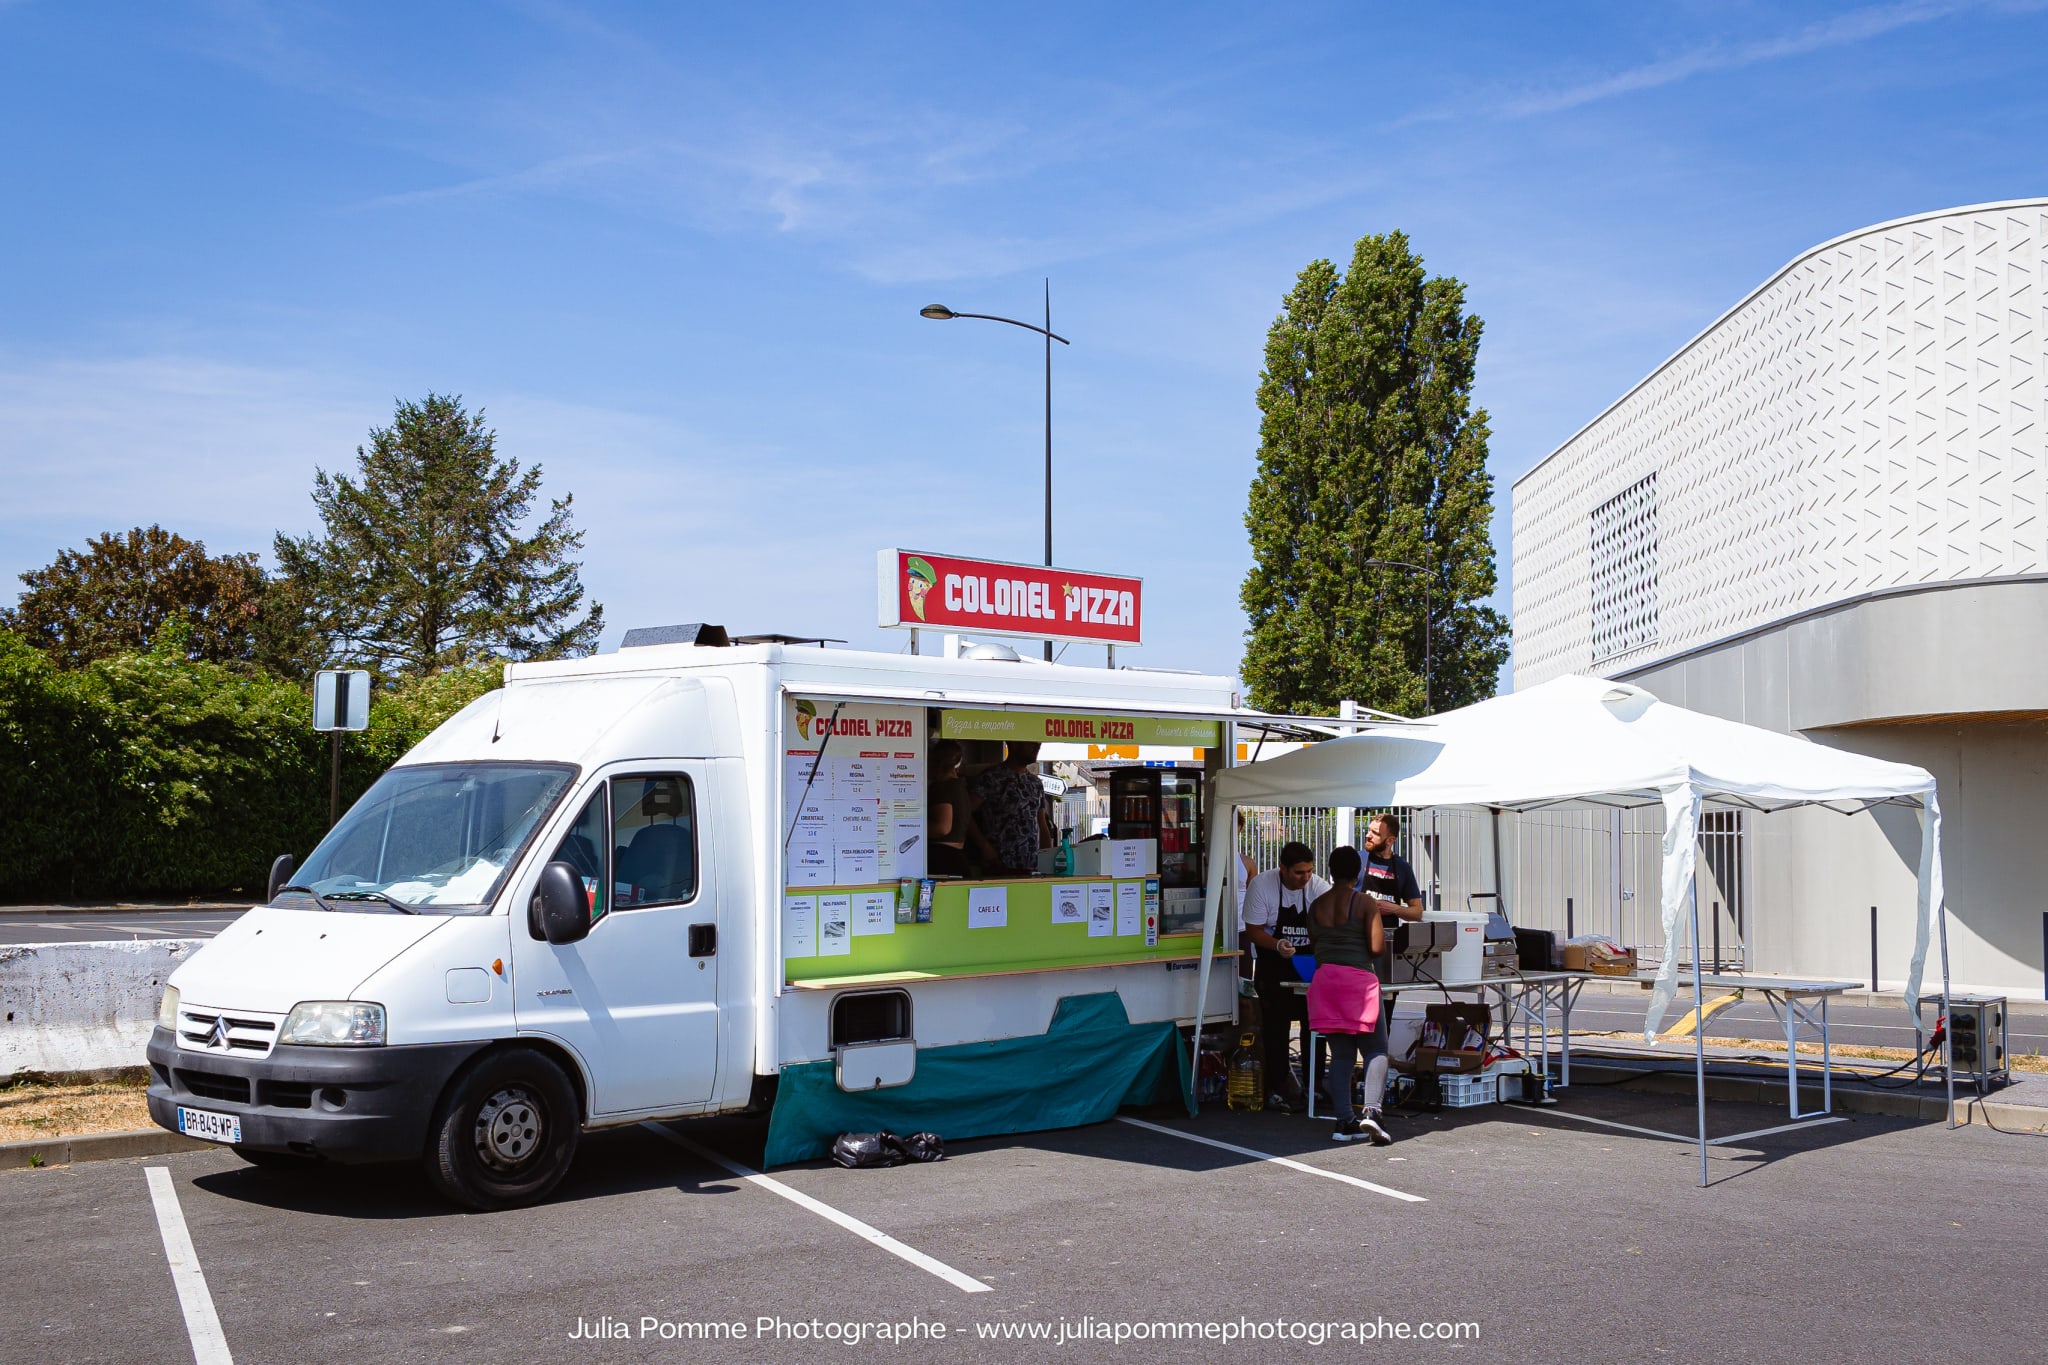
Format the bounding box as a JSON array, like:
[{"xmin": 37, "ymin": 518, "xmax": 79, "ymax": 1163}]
[{"xmin": 474, "ymin": 1086, "xmax": 543, "ymax": 1170}]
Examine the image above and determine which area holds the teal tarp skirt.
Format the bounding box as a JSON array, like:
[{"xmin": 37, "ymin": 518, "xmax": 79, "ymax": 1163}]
[{"xmin": 762, "ymin": 992, "xmax": 1193, "ymax": 1167}]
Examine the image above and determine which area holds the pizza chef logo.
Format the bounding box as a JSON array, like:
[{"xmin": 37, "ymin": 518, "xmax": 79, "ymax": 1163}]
[
  {"xmin": 904, "ymin": 556, "xmax": 938, "ymax": 621},
  {"xmin": 795, "ymin": 699, "xmax": 818, "ymax": 740}
]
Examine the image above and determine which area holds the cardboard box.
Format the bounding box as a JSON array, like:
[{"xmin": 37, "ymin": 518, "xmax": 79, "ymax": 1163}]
[
  {"xmin": 1394, "ymin": 1001, "xmax": 1492, "ymax": 1074},
  {"xmin": 1562, "ymin": 945, "xmax": 1638, "ymax": 976}
]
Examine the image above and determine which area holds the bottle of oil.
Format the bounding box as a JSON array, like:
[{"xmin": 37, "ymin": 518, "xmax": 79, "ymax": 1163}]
[{"xmin": 1226, "ymin": 1031, "xmax": 1264, "ymax": 1111}]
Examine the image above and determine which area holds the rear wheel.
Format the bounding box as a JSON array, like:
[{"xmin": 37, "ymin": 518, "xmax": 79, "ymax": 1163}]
[{"xmin": 424, "ymin": 1048, "xmax": 580, "ymax": 1211}]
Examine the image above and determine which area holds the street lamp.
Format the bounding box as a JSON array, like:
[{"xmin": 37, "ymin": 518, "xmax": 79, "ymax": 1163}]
[
  {"xmin": 920, "ymin": 282, "xmax": 1072, "ymax": 661},
  {"xmin": 1359, "ymin": 557, "xmax": 1433, "ymax": 714}
]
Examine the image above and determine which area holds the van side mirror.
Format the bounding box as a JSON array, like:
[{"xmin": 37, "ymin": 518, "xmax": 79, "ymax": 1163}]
[
  {"xmin": 267, "ymin": 854, "xmax": 295, "ymax": 903},
  {"xmin": 532, "ymin": 861, "xmax": 592, "ymax": 945}
]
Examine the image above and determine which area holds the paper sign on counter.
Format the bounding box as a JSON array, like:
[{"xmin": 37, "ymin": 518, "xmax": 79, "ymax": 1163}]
[
  {"xmin": 818, "ymin": 894, "xmax": 852, "ymax": 956},
  {"xmin": 1115, "ymin": 881, "xmax": 1142, "ymax": 936},
  {"xmin": 782, "ymin": 894, "xmax": 817, "ymax": 960},
  {"xmin": 967, "ymin": 885, "xmax": 1009, "ymax": 929},
  {"xmin": 1051, "ymin": 883, "xmax": 1087, "ymax": 925},
  {"xmin": 852, "ymin": 890, "xmax": 896, "ymax": 936},
  {"xmin": 786, "ymin": 842, "xmax": 832, "ymax": 888},
  {"xmin": 1087, "ymin": 882, "xmax": 1114, "ymax": 938},
  {"xmin": 834, "ymin": 846, "xmax": 879, "ymax": 885}
]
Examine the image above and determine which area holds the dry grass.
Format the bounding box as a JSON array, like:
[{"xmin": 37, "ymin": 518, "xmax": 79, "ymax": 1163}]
[
  {"xmin": 0, "ymin": 1071, "xmax": 153, "ymax": 1144},
  {"xmin": 1577, "ymin": 1030, "xmax": 2047, "ymax": 1074}
]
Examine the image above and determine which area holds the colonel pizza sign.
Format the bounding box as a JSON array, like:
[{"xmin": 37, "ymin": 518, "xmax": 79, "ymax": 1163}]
[{"xmin": 876, "ymin": 548, "xmax": 1143, "ymax": 647}]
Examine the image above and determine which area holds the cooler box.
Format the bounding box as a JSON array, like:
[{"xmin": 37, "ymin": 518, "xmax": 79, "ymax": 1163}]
[{"xmin": 1423, "ymin": 910, "xmax": 1490, "ymax": 985}]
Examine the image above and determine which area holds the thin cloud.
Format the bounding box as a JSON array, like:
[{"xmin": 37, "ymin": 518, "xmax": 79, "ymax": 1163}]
[{"xmin": 1486, "ymin": 1, "xmax": 1969, "ymax": 119}]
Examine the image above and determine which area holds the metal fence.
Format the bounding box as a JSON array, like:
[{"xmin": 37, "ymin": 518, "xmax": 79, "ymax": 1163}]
[{"xmin": 1234, "ymin": 802, "xmax": 1749, "ymax": 969}]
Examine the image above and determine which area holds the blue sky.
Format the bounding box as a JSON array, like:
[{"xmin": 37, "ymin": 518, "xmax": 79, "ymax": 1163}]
[{"xmin": 3, "ymin": 1, "xmax": 2044, "ymax": 682}]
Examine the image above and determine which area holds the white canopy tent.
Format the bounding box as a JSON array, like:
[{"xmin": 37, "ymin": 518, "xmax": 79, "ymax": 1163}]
[{"xmin": 1194, "ymin": 675, "xmax": 1952, "ymax": 1183}]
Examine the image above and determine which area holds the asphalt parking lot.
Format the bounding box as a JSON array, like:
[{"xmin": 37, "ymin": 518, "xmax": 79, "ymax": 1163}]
[
  {"xmin": 7, "ymin": 1088, "xmax": 2047, "ymax": 1364},
  {"xmin": 0, "ymin": 907, "xmax": 246, "ymax": 945}
]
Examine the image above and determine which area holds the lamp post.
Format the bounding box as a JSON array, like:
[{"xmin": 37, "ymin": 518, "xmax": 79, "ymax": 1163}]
[
  {"xmin": 1360, "ymin": 557, "xmax": 1433, "ymax": 714},
  {"xmin": 920, "ymin": 281, "xmax": 1071, "ymax": 661}
]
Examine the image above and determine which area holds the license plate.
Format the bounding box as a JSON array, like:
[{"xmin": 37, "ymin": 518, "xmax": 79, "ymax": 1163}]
[{"xmin": 177, "ymin": 1106, "xmax": 243, "ymax": 1145}]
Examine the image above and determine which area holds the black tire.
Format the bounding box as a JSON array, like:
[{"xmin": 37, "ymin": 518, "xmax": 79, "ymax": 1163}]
[
  {"xmin": 233, "ymin": 1146, "xmax": 320, "ymax": 1173},
  {"xmin": 424, "ymin": 1047, "xmax": 581, "ymax": 1211}
]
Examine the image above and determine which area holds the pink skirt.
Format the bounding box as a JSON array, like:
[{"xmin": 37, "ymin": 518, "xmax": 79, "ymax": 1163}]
[{"xmin": 1306, "ymin": 963, "xmax": 1380, "ymax": 1035}]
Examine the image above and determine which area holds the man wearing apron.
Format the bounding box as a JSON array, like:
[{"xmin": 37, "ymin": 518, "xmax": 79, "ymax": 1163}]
[
  {"xmin": 1241, "ymin": 841, "xmax": 1331, "ymax": 1112},
  {"xmin": 1360, "ymin": 813, "xmax": 1427, "ymax": 1125}
]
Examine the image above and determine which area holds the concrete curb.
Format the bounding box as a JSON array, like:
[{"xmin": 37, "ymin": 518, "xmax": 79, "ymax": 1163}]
[
  {"xmin": 0, "ymin": 1127, "xmax": 207, "ymax": 1171},
  {"xmin": 1561, "ymin": 1061, "xmax": 2048, "ymax": 1131}
]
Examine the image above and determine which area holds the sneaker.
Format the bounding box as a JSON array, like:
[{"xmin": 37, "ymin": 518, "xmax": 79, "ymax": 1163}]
[
  {"xmin": 1265, "ymin": 1091, "xmax": 1300, "ymax": 1114},
  {"xmin": 1330, "ymin": 1118, "xmax": 1364, "ymax": 1142},
  {"xmin": 1357, "ymin": 1113, "xmax": 1392, "ymax": 1146}
]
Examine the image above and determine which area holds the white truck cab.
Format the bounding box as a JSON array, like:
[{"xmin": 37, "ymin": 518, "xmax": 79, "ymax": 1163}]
[{"xmin": 148, "ymin": 639, "xmax": 1241, "ymax": 1208}]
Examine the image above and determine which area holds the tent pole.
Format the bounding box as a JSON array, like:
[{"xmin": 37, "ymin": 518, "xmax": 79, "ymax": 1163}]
[
  {"xmin": 1939, "ymin": 844, "xmax": 1954, "ymax": 1131},
  {"xmin": 1692, "ymin": 875, "xmax": 1708, "ymax": 1187},
  {"xmin": 1191, "ymin": 788, "xmax": 1233, "ymax": 1113}
]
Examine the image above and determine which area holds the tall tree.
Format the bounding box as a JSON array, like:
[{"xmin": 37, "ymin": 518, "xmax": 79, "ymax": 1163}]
[
  {"xmin": 275, "ymin": 394, "xmax": 604, "ymax": 676},
  {"xmin": 2, "ymin": 526, "xmax": 276, "ymax": 669},
  {"xmin": 1240, "ymin": 231, "xmax": 1508, "ymax": 716}
]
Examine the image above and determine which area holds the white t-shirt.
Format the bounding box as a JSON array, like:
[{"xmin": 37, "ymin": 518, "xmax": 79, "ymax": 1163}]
[{"xmin": 1239, "ymin": 868, "xmax": 1332, "ymax": 933}]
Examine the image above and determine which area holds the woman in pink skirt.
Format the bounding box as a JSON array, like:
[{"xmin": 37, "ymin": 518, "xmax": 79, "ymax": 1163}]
[{"xmin": 1307, "ymin": 846, "xmax": 1390, "ymax": 1143}]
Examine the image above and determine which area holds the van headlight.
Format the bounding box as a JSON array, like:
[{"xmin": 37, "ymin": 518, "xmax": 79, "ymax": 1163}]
[
  {"xmin": 281, "ymin": 1001, "xmax": 387, "ymax": 1046},
  {"xmin": 156, "ymin": 985, "xmax": 180, "ymax": 1030}
]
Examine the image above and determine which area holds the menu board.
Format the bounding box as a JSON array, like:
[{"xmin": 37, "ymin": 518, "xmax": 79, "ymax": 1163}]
[{"xmin": 783, "ymin": 699, "xmax": 926, "ymax": 890}]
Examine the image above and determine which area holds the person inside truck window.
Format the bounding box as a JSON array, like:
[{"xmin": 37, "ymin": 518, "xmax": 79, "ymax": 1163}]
[
  {"xmin": 612, "ymin": 776, "xmax": 697, "ymax": 907},
  {"xmin": 927, "ymin": 739, "xmax": 995, "ymax": 877},
  {"xmin": 972, "ymin": 741, "xmax": 1052, "ymax": 875}
]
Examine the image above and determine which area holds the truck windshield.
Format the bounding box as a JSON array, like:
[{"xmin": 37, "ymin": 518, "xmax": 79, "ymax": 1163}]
[{"xmin": 285, "ymin": 763, "xmax": 576, "ymax": 913}]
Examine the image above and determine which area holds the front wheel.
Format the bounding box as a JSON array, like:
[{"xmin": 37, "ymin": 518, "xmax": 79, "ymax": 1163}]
[{"xmin": 424, "ymin": 1048, "xmax": 581, "ymax": 1211}]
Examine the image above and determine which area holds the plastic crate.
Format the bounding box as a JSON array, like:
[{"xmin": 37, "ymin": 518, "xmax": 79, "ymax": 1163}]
[{"xmin": 1439, "ymin": 1072, "xmax": 1499, "ymax": 1108}]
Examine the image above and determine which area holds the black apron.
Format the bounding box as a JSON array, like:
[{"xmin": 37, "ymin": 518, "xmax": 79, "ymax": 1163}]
[{"xmin": 1254, "ymin": 880, "xmax": 1315, "ymax": 988}]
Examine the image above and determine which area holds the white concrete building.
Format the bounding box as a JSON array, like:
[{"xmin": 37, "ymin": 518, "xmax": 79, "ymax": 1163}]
[{"xmin": 1511, "ymin": 200, "xmax": 2048, "ymax": 998}]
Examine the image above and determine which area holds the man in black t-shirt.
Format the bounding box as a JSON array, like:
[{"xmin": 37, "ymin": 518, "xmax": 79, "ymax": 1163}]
[{"xmin": 1361, "ymin": 813, "xmax": 1426, "ymax": 976}]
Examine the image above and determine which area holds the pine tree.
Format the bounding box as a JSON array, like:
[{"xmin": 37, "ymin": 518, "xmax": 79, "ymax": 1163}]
[
  {"xmin": 275, "ymin": 394, "xmax": 603, "ymax": 676},
  {"xmin": 1240, "ymin": 232, "xmax": 1508, "ymax": 716}
]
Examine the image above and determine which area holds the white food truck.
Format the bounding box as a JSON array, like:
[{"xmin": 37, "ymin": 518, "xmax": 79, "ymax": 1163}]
[{"xmin": 148, "ymin": 635, "xmax": 1243, "ymax": 1208}]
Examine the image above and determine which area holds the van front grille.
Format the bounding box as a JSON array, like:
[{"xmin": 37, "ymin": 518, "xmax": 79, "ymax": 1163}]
[
  {"xmin": 176, "ymin": 1069, "xmax": 251, "ymax": 1104},
  {"xmin": 176, "ymin": 1006, "xmax": 282, "ymax": 1058}
]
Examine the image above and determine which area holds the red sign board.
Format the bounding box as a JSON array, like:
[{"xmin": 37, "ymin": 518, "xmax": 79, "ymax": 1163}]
[{"xmin": 877, "ymin": 548, "xmax": 1143, "ymax": 646}]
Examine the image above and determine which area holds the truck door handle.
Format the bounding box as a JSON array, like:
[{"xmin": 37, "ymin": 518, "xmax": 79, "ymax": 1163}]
[{"xmin": 689, "ymin": 923, "xmax": 717, "ymax": 957}]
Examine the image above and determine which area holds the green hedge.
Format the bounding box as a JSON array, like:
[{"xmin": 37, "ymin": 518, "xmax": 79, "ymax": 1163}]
[{"xmin": 0, "ymin": 631, "xmax": 502, "ymax": 900}]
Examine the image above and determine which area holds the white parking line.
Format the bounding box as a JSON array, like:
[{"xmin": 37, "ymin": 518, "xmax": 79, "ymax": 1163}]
[
  {"xmin": 1116, "ymin": 1117, "xmax": 1427, "ymax": 1203},
  {"xmin": 641, "ymin": 1124, "xmax": 992, "ymax": 1294},
  {"xmin": 144, "ymin": 1166, "xmax": 235, "ymax": 1365}
]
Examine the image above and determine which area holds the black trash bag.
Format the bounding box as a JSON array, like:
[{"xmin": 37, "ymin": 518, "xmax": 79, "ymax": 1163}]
[
  {"xmin": 898, "ymin": 1131, "xmax": 945, "ymax": 1163},
  {"xmin": 830, "ymin": 1132, "xmax": 908, "ymax": 1169}
]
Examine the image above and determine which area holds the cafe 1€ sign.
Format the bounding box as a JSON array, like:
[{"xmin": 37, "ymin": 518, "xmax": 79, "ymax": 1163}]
[{"xmin": 876, "ymin": 548, "xmax": 1143, "ymax": 646}]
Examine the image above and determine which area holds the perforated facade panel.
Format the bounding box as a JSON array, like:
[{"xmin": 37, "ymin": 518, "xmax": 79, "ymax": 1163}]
[
  {"xmin": 1513, "ymin": 201, "xmax": 2048, "ymax": 686},
  {"xmin": 1588, "ymin": 473, "xmax": 1658, "ymax": 661}
]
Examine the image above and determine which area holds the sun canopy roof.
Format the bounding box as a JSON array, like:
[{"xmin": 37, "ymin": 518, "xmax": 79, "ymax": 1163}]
[{"xmin": 1210, "ymin": 675, "xmax": 1935, "ymax": 815}]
